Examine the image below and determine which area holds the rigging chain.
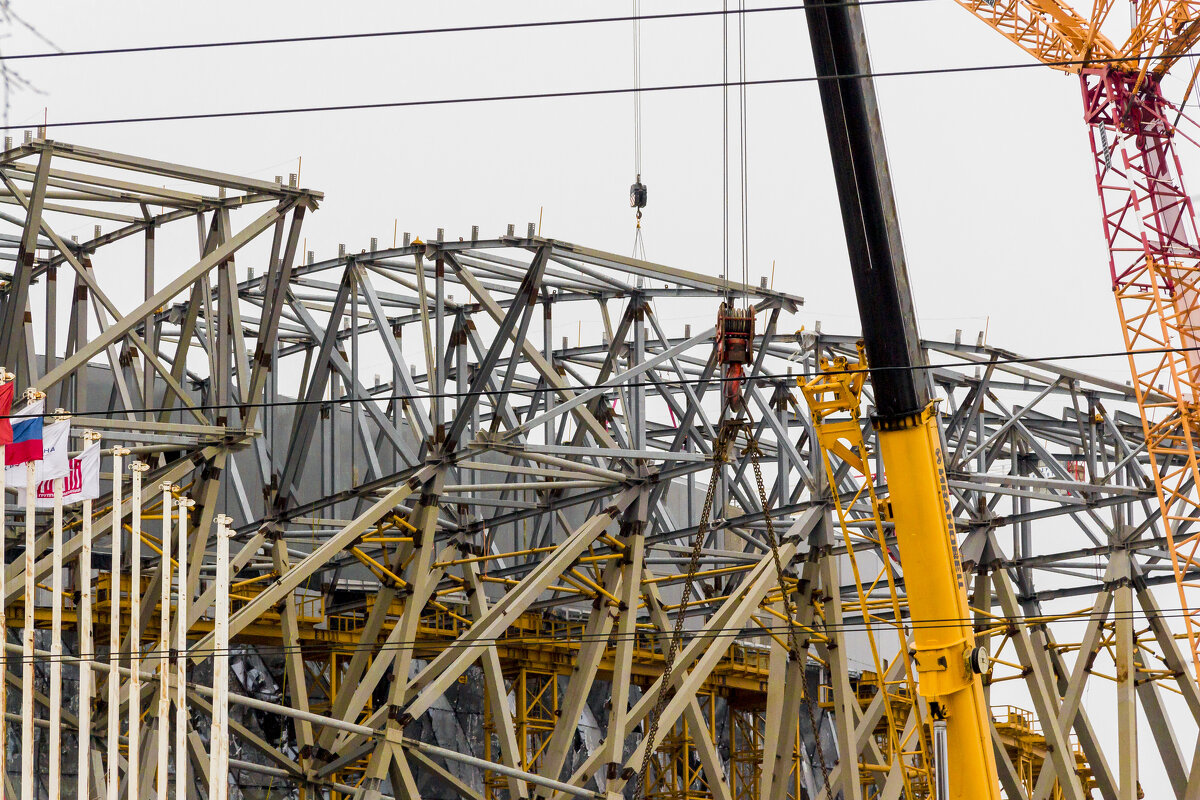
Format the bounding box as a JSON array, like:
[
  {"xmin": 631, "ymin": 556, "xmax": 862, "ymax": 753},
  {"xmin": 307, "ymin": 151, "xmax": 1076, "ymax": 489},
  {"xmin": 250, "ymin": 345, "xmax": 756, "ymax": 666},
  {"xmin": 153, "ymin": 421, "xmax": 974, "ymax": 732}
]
[
  {"xmin": 746, "ymin": 432, "xmax": 834, "ymax": 800},
  {"xmin": 634, "ymin": 419, "xmax": 833, "ymax": 800},
  {"xmin": 634, "ymin": 421, "xmax": 735, "ymax": 799}
]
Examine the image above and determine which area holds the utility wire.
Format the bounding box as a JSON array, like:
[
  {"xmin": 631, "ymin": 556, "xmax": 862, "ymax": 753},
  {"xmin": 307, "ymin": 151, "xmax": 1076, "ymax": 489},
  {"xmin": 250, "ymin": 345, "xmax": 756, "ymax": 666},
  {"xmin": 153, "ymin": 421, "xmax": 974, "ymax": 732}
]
[
  {"xmin": 4, "ymin": 50, "xmax": 1195, "ymax": 132},
  {"xmin": 0, "ymin": 2, "xmax": 928, "ymax": 63},
  {"xmin": 722, "ymin": 0, "xmax": 731, "ymax": 295},
  {"xmin": 0, "ymin": 606, "xmax": 1193, "ymax": 666},
  {"xmin": 0, "ymin": 342, "xmax": 1182, "ymax": 420}
]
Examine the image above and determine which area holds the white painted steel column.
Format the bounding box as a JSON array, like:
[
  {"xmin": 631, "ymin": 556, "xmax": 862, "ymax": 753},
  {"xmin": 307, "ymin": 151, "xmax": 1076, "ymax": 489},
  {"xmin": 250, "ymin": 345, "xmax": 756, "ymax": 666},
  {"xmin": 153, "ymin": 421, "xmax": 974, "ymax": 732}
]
[
  {"xmin": 20, "ymin": 388, "xmax": 41, "ymax": 800},
  {"xmin": 174, "ymin": 496, "xmax": 192, "ymax": 800},
  {"xmin": 106, "ymin": 447, "xmax": 127, "ymax": 800},
  {"xmin": 0, "ymin": 370, "xmax": 11, "ymax": 790},
  {"xmin": 48, "ymin": 472, "xmax": 64, "ymax": 800},
  {"xmin": 1116, "ymin": 555, "xmax": 1138, "ymax": 800},
  {"xmin": 208, "ymin": 514, "xmax": 233, "ymax": 800},
  {"xmin": 128, "ymin": 461, "xmax": 149, "ymax": 800},
  {"xmin": 78, "ymin": 431, "xmax": 100, "ymax": 800},
  {"xmin": 156, "ymin": 481, "xmax": 172, "ymax": 799},
  {"xmin": 19, "ymin": 460, "xmax": 33, "ymax": 800}
]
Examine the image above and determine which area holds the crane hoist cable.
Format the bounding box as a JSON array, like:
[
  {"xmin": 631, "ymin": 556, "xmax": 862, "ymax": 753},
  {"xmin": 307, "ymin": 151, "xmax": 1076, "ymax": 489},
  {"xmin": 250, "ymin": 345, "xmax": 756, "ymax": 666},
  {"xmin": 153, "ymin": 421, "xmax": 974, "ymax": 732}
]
[
  {"xmin": 630, "ymin": 0, "xmax": 648, "ymax": 260},
  {"xmin": 718, "ymin": 1, "xmax": 752, "ymax": 310},
  {"xmin": 737, "ymin": 0, "xmax": 751, "ymax": 297},
  {"xmin": 721, "ymin": 0, "xmax": 730, "ymax": 297}
]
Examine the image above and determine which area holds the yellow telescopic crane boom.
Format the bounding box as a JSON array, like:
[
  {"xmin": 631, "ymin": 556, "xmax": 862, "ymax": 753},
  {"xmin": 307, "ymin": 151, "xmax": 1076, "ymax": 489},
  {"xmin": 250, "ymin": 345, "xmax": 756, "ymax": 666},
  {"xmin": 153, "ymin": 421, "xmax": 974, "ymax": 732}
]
[{"xmin": 801, "ymin": 1, "xmax": 1001, "ymax": 797}]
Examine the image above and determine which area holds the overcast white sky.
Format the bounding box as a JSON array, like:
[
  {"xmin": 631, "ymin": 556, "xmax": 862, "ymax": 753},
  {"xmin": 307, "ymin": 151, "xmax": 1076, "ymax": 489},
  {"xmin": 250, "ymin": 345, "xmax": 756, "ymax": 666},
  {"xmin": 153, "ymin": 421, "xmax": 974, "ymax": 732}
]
[
  {"xmin": 8, "ymin": 0, "xmax": 1188, "ymax": 384},
  {"xmin": 7, "ymin": 1, "xmax": 1199, "ymax": 794}
]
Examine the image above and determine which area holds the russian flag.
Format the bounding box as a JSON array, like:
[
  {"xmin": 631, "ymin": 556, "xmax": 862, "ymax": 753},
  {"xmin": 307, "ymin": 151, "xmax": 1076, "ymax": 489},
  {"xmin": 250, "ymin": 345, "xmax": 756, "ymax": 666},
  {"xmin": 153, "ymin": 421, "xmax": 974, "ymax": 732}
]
[
  {"xmin": 0, "ymin": 382, "xmax": 12, "ymax": 447},
  {"xmin": 5, "ymin": 398, "xmax": 44, "ymax": 466}
]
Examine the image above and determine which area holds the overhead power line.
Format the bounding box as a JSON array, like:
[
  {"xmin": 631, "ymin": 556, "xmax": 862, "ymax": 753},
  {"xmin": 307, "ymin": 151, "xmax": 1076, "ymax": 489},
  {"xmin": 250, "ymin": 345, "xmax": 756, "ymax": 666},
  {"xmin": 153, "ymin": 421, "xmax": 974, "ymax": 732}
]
[
  {"xmin": 0, "ymin": 341, "xmax": 1176, "ymax": 420},
  {"xmin": 4, "ymin": 50, "xmax": 1195, "ymax": 132},
  {"xmin": 0, "ymin": 606, "xmax": 1190, "ymax": 666},
  {"xmin": 0, "ymin": 2, "xmax": 922, "ymax": 62}
]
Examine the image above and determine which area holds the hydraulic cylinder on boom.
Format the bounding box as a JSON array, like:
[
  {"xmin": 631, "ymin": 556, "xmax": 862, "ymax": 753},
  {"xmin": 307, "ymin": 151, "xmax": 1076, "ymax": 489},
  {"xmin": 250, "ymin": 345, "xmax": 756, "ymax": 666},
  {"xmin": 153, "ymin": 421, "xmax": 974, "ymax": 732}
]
[{"xmin": 801, "ymin": 0, "xmax": 1001, "ymax": 796}]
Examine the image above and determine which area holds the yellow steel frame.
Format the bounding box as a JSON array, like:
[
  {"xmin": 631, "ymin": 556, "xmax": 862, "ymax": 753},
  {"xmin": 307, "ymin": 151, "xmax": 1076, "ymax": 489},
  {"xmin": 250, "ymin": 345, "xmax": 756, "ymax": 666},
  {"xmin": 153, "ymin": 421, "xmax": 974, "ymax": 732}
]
[
  {"xmin": 18, "ymin": 496, "xmax": 1119, "ymax": 799},
  {"xmin": 799, "ymin": 348, "xmax": 1116, "ymax": 798},
  {"xmin": 801, "ymin": 347, "xmax": 935, "ymax": 798},
  {"xmin": 484, "ymin": 667, "xmax": 560, "ymax": 800},
  {"xmin": 729, "ymin": 707, "xmax": 764, "ymax": 799},
  {"xmin": 327, "ymin": 649, "xmax": 373, "ymax": 800},
  {"xmin": 644, "ymin": 690, "xmax": 717, "ymax": 800},
  {"xmin": 992, "ymin": 705, "xmax": 1097, "ymax": 798}
]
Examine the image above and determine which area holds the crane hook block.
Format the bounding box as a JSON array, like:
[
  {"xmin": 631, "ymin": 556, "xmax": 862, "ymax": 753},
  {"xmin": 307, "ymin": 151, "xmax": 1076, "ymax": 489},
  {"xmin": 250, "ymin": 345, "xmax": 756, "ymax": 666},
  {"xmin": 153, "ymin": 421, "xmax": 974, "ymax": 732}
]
[
  {"xmin": 716, "ymin": 303, "xmax": 755, "ymax": 366},
  {"xmin": 630, "ymin": 178, "xmax": 648, "ymax": 210},
  {"xmin": 717, "ymin": 303, "xmax": 755, "ymax": 407}
]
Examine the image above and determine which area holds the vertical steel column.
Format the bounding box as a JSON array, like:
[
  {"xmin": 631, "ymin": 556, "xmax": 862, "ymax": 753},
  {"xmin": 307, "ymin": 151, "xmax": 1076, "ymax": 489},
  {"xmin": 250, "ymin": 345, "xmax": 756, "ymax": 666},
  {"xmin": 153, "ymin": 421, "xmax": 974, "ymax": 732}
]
[
  {"xmin": 77, "ymin": 431, "xmax": 99, "ymax": 800},
  {"xmin": 157, "ymin": 482, "xmax": 173, "ymax": 800},
  {"xmin": 214, "ymin": 254, "xmax": 231, "ymax": 430},
  {"xmin": 0, "ymin": 373, "xmax": 8, "ymax": 785},
  {"xmin": 330, "ymin": 366, "xmax": 340, "ymax": 500},
  {"xmin": 350, "ymin": 271, "xmax": 359, "ymax": 483},
  {"xmin": 129, "ymin": 461, "xmax": 149, "ymax": 800},
  {"xmin": 268, "ymin": 362, "xmax": 278, "ymax": 480},
  {"xmin": 18, "ymin": 467, "xmax": 31, "ymax": 800},
  {"xmin": 106, "ymin": 448, "xmax": 127, "ymax": 800},
  {"xmin": 686, "ymin": 437, "xmax": 695, "ymax": 527},
  {"xmin": 175, "ymin": 496, "xmax": 193, "ymax": 800},
  {"xmin": 1115, "ymin": 554, "xmax": 1138, "ymax": 800},
  {"xmin": 391, "ymin": 327, "xmax": 403, "ymax": 476},
  {"xmin": 1, "ymin": 151, "xmax": 50, "ymax": 382},
  {"xmin": 44, "ymin": 264, "xmax": 56, "ymax": 378},
  {"xmin": 632, "ymin": 308, "xmax": 646, "ymax": 452},
  {"xmin": 73, "ymin": 277, "xmax": 87, "ymax": 415},
  {"xmin": 456, "ymin": 314, "xmax": 471, "ymax": 518},
  {"xmin": 48, "ymin": 474, "xmax": 64, "ymax": 800},
  {"xmin": 543, "ymin": 294, "xmax": 554, "ymax": 451},
  {"xmin": 321, "ymin": 380, "xmax": 332, "ymax": 500},
  {"xmin": 208, "ymin": 515, "xmax": 233, "ymax": 800},
  {"xmin": 775, "ymin": 384, "xmax": 790, "ymax": 511},
  {"xmin": 413, "ymin": 248, "xmax": 435, "ymax": 437},
  {"xmin": 435, "ymin": 254, "xmax": 445, "ymax": 439},
  {"xmin": 594, "ymin": 498, "xmax": 647, "ymax": 799},
  {"xmin": 144, "ymin": 224, "xmax": 156, "ymax": 412},
  {"xmin": 20, "ymin": 389, "xmax": 43, "ymax": 800}
]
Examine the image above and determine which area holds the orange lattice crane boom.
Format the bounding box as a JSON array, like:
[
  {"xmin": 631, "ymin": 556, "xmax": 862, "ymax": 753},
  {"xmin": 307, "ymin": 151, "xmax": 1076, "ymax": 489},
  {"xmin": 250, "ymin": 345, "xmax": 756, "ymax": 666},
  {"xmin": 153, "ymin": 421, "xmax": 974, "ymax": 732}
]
[
  {"xmin": 956, "ymin": 0, "xmax": 1119, "ymax": 69},
  {"xmin": 956, "ymin": 0, "xmax": 1200, "ymax": 73},
  {"xmin": 956, "ymin": 0, "xmax": 1200, "ymax": 714}
]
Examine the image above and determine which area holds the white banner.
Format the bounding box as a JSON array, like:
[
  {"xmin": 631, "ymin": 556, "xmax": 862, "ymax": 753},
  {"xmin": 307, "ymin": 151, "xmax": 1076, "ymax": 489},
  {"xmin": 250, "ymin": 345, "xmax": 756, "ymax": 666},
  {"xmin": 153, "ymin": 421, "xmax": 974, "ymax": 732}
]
[
  {"xmin": 7, "ymin": 418, "xmax": 70, "ymax": 488},
  {"xmin": 28, "ymin": 443, "xmax": 100, "ymax": 508}
]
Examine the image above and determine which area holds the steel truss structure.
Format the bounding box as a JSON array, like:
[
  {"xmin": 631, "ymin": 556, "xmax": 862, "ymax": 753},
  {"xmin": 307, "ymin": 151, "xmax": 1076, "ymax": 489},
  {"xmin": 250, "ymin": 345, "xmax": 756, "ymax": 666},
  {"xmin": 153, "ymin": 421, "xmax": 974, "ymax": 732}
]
[{"xmin": 0, "ymin": 138, "xmax": 1197, "ymax": 799}]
